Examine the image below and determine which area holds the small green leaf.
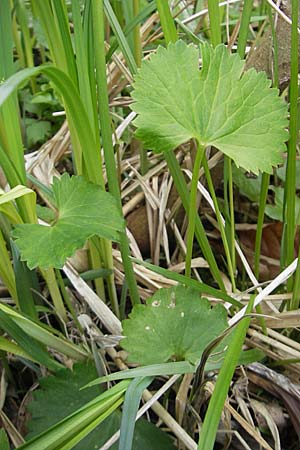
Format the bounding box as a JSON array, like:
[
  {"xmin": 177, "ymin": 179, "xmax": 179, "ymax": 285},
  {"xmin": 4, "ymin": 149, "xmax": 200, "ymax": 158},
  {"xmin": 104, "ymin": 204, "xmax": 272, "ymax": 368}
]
[
  {"xmin": 232, "ymin": 165, "xmax": 262, "ymax": 202},
  {"xmin": 25, "ymin": 119, "xmax": 52, "ymax": 148},
  {"xmin": 265, "ymin": 186, "xmax": 300, "ymax": 224},
  {"xmin": 131, "ymin": 40, "xmax": 288, "ymax": 174},
  {"xmin": 121, "ymin": 285, "xmax": 228, "ymax": 365},
  {"xmin": 12, "ymin": 174, "xmax": 124, "ymax": 269},
  {"xmin": 276, "ymin": 159, "xmax": 300, "ymax": 189}
]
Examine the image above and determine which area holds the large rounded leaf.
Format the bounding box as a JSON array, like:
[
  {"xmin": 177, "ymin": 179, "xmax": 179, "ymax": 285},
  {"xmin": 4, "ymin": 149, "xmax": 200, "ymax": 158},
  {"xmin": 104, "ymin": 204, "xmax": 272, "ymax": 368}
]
[{"xmin": 131, "ymin": 41, "xmax": 288, "ymax": 174}]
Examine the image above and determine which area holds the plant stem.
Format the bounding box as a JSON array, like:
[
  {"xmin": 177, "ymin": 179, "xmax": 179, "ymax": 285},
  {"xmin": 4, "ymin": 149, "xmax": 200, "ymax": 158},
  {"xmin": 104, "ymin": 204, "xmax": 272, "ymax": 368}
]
[
  {"xmin": 227, "ymin": 160, "xmax": 236, "ymax": 277},
  {"xmin": 254, "ymin": 173, "xmax": 270, "ymax": 278},
  {"xmin": 185, "ymin": 144, "xmax": 205, "ymax": 278},
  {"xmin": 92, "ymin": 0, "xmax": 140, "ymax": 306},
  {"xmin": 156, "ymin": 0, "xmax": 178, "ymax": 43},
  {"xmin": 165, "ymin": 151, "xmax": 225, "ymax": 291},
  {"xmin": 285, "ymin": 0, "xmax": 299, "ymax": 294},
  {"xmin": 207, "ymin": 0, "xmax": 221, "ymax": 46},
  {"xmin": 198, "ymin": 297, "xmax": 254, "ymax": 450},
  {"xmin": 237, "ymin": 0, "xmax": 253, "ymax": 57},
  {"xmin": 202, "ymin": 158, "xmax": 236, "ymax": 291}
]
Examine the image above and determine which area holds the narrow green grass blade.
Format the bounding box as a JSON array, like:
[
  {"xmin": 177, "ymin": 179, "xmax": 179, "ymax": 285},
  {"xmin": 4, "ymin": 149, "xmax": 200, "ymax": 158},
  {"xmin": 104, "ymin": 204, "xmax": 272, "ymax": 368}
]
[
  {"xmin": 31, "ymin": 0, "xmax": 76, "ymax": 82},
  {"xmin": 106, "ymin": 2, "xmax": 156, "ymax": 62},
  {"xmin": 0, "ymin": 0, "xmax": 26, "ymax": 189},
  {"xmin": 92, "ymin": 0, "xmax": 140, "ymax": 306},
  {"xmin": 0, "ymin": 303, "xmax": 88, "ymax": 360},
  {"xmin": 0, "ymin": 229, "xmax": 17, "ymax": 301},
  {"xmin": 237, "ymin": 0, "xmax": 253, "ymax": 57},
  {"xmin": 71, "ymin": 0, "xmax": 96, "ymax": 127},
  {"xmin": 11, "ymin": 239, "xmax": 39, "ymax": 320},
  {"xmin": 0, "ymin": 335, "xmax": 37, "ymax": 362},
  {"xmin": 119, "ymin": 377, "xmax": 153, "ymax": 450},
  {"xmin": 0, "ymin": 309, "xmax": 62, "ymax": 371},
  {"xmin": 207, "ymin": 0, "xmax": 222, "ymax": 46},
  {"xmin": 0, "ymin": 65, "xmax": 102, "ymax": 185},
  {"xmin": 131, "ymin": 257, "xmax": 241, "ymax": 307},
  {"xmin": 156, "ymin": 0, "xmax": 178, "ymax": 43},
  {"xmin": 51, "ymin": 0, "xmax": 78, "ymax": 84},
  {"xmin": 85, "ymin": 349, "xmax": 264, "ymax": 387},
  {"xmin": 198, "ymin": 302, "xmax": 254, "ymax": 450},
  {"xmin": 57, "ymin": 399, "xmax": 124, "ymax": 450},
  {"xmin": 285, "ymin": 0, "xmax": 299, "ymax": 294},
  {"xmin": 103, "ymin": 0, "xmax": 137, "ymax": 75}
]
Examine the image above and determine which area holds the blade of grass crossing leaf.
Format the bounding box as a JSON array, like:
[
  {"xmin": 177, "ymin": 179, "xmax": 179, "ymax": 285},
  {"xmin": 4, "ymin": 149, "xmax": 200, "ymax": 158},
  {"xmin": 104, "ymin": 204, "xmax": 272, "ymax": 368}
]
[
  {"xmin": 285, "ymin": 0, "xmax": 299, "ymax": 295},
  {"xmin": 85, "ymin": 349, "xmax": 264, "ymax": 387},
  {"xmin": 198, "ymin": 298, "xmax": 254, "ymax": 450},
  {"xmin": 20, "ymin": 400, "xmax": 124, "ymax": 450},
  {"xmin": 119, "ymin": 377, "xmax": 153, "ymax": 450},
  {"xmin": 71, "ymin": 0, "xmax": 108, "ymax": 301},
  {"xmin": 0, "ymin": 309, "xmax": 63, "ymax": 371},
  {"xmin": 18, "ymin": 380, "xmax": 130, "ymax": 450},
  {"xmin": 92, "ymin": 0, "xmax": 140, "ymax": 306},
  {"xmin": 156, "ymin": 0, "xmax": 178, "ymax": 43},
  {"xmin": 207, "ymin": 0, "xmax": 222, "ymax": 46},
  {"xmin": 57, "ymin": 399, "xmax": 124, "ymax": 450}
]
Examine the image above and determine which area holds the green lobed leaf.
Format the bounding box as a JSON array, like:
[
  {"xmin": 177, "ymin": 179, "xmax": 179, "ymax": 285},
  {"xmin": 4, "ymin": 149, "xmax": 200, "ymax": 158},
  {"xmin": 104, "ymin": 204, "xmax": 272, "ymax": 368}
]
[
  {"xmin": 121, "ymin": 285, "xmax": 228, "ymax": 365},
  {"xmin": 12, "ymin": 174, "xmax": 125, "ymax": 269},
  {"xmin": 131, "ymin": 40, "xmax": 288, "ymax": 174}
]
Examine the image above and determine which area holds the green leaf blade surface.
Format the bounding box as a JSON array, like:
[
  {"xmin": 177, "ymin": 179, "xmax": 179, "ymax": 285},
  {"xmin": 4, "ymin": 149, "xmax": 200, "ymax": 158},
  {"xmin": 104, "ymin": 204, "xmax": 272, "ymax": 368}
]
[
  {"xmin": 131, "ymin": 41, "xmax": 288, "ymax": 174},
  {"xmin": 12, "ymin": 174, "xmax": 125, "ymax": 269},
  {"xmin": 121, "ymin": 285, "xmax": 228, "ymax": 365}
]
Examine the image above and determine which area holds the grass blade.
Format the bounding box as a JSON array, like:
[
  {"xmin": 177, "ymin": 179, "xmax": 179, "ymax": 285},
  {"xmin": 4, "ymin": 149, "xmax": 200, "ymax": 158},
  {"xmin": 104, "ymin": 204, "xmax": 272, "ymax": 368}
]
[
  {"xmin": 198, "ymin": 301, "xmax": 254, "ymax": 450},
  {"xmin": 92, "ymin": 0, "xmax": 140, "ymax": 306},
  {"xmin": 156, "ymin": 0, "xmax": 178, "ymax": 43},
  {"xmin": 85, "ymin": 349, "xmax": 263, "ymax": 387},
  {"xmin": 131, "ymin": 257, "xmax": 242, "ymax": 307},
  {"xmin": 118, "ymin": 377, "xmax": 153, "ymax": 450},
  {"xmin": 0, "ymin": 309, "xmax": 62, "ymax": 371}
]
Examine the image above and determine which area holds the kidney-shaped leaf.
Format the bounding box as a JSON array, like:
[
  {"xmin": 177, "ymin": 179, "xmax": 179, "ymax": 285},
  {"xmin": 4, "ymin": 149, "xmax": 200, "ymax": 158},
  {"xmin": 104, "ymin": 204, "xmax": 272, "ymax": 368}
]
[
  {"xmin": 121, "ymin": 285, "xmax": 228, "ymax": 365},
  {"xmin": 13, "ymin": 174, "xmax": 124, "ymax": 269},
  {"xmin": 131, "ymin": 41, "xmax": 288, "ymax": 174}
]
